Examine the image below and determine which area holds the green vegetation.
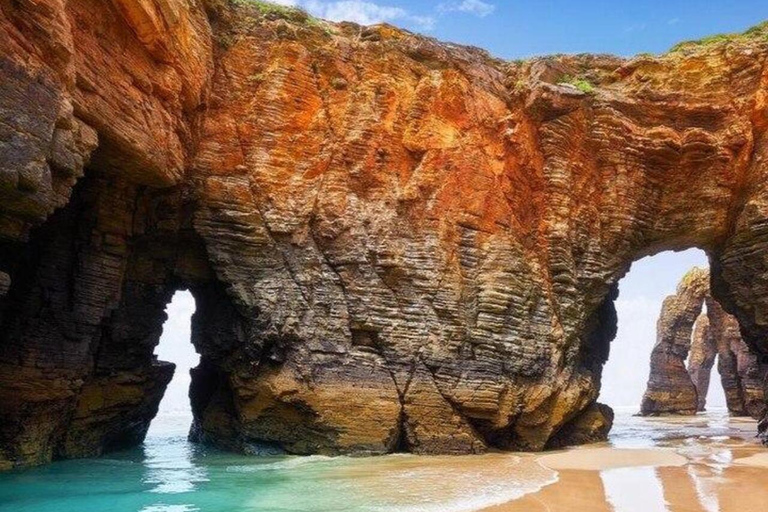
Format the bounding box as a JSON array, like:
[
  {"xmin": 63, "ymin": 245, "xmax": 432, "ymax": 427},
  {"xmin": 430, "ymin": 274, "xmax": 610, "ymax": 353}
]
[
  {"xmin": 557, "ymin": 75, "xmax": 595, "ymax": 94},
  {"xmin": 232, "ymin": 0, "xmax": 321, "ymax": 26},
  {"xmin": 670, "ymin": 20, "xmax": 768, "ymax": 52},
  {"xmin": 214, "ymin": 0, "xmax": 333, "ymax": 50},
  {"xmin": 248, "ymin": 72, "xmax": 266, "ymax": 85},
  {"xmin": 744, "ymin": 21, "xmax": 768, "ymax": 37}
]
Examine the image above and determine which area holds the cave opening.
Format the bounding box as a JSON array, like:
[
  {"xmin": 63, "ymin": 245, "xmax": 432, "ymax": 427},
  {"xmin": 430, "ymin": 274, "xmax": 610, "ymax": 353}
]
[
  {"xmin": 146, "ymin": 290, "xmax": 199, "ymax": 438},
  {"xmin": 0, "ymin": 163, "xmax": 252, "ymax": 468}
]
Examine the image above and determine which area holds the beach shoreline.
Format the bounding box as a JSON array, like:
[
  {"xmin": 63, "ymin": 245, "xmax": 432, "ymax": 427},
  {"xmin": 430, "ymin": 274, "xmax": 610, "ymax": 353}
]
[{"xmin": 480, "ymin": 410, "xmax": 765, "ymax": 512}]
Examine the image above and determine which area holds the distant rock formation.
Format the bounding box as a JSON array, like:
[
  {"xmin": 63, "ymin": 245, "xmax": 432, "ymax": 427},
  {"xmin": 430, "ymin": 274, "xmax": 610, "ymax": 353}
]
[
  {"xmin": 641, "ymin": 268, "xmax": 708, "ymax": 415},
  {"xmin": 687, "ymin": 313, "xmax": 716, "ymax": 411},
  {"xmin": 707, "ymin": 298, "xmax": 768, "ymax": 419},
  {"xmin": 641, "ymin": 269, "xmax": 767, "ymax": 418}
]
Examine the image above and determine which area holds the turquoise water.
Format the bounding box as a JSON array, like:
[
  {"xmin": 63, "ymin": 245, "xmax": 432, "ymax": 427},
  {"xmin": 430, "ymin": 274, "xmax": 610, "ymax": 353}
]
[{"xmin": 0, "ymin": 413, "xmax": 555, "ymax": 512}]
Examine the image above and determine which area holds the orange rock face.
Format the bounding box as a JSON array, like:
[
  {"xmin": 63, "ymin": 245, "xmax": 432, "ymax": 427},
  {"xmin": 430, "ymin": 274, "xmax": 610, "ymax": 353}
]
[{"xmin": 1, "ymin": 1, "xmax": 768, "ymax": 467}]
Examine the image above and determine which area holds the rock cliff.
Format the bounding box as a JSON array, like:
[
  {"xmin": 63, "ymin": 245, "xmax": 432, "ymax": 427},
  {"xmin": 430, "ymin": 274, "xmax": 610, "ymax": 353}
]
[
  {"xmin": 688, "ymin": 313, "xmax": 717, "ymax": 411},
  {"xmin": 707, "ymin": 297, "xmax": 768, "ymax": 418},
  {"xmin": 2, "ymin": 0, "xmax": 768, "ymax": 467}
]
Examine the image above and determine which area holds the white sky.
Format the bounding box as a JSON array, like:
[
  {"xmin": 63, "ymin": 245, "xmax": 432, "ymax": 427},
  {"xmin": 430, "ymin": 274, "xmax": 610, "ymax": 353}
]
[
  {"xmin": 154, "ymin": 291, "xmax": 198, "ymax": 415},
  {"xmin": 152, "ymin": 248, "xmax": 727, "ymax": 416}
]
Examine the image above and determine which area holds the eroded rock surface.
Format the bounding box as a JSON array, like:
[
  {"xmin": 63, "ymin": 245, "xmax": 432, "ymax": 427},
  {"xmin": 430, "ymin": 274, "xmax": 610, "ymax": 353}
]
[
  {"xmin": 2, "ymin": 1, "xmax": 768, "ymax": 467},
  {"xmin": 641, "ymin": 268, "xmax": 708, "ymax": 415},
  {"xmin": 707, "ymin": 298, "xmax": 768, "ymax": 419},
  {"xmin": 546, "ymin": 403, "xmax": 614, "ymax": 449},
  {"xmin": 688, "ymin": 313, "xmax": 717, "ymax": 411},
  {"xmin": 640, "ymin": 268, "xmax": 768, "ymax": 418}
]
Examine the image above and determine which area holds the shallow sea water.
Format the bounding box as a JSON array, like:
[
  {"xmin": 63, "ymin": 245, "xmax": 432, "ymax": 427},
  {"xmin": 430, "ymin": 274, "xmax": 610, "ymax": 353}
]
[{"xmin": 0, "ymin": 408, "xmax": 765, "ymax": 512}]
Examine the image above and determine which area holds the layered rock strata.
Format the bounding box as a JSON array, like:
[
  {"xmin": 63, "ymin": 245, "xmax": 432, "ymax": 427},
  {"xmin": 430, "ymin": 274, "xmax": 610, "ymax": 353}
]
[
  {"xmin": 640, "ymin": 268, "xmax": 708, "ymax": 415},
  {"xmin": 688, "ymin": 313, "xmax": 717, "ymax": 411},
  {"xmin": 707, "ymin": 298, "xmax": 768, "ymax": 419},
  {"xmin": 1, "ymin": 0, "xmax": 768, "ymax": 467},
  {"xmin": 640, "ymin": 268, "xmax": 768, "ymax": 417}
]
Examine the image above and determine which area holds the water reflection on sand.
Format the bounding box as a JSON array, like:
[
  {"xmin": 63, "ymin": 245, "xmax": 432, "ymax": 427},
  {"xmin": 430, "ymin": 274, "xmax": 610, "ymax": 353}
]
[
  {"xmin": 485, "ymin": 409, "xmax": 768, "ymax": 512},
  {"xmin": 492, "ymin": 461, "xmax": 768, "ymax": 512}
]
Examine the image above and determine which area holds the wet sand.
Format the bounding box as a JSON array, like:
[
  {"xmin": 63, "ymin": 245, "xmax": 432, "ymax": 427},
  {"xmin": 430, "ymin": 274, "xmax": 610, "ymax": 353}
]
[
  {"xmin": 482, "ymin": 464, "xmax": 768, "ymax": 512},
  {"xmin": 537, "ymin": 446, "xmax": 687, "ymax": 470},
  {"xmin": 481, "ymin": 410, "xmax": 768, "ymax": 512},
  {"xmin": 735, "ymin": 452, "xmax": 768, "ymax": 467}
]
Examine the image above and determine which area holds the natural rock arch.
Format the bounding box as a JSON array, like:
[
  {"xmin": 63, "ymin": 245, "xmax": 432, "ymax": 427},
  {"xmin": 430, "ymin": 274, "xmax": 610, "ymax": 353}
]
[{"xmin": 1, "ymin": 1, "xmax": 768, "ymax": 468}]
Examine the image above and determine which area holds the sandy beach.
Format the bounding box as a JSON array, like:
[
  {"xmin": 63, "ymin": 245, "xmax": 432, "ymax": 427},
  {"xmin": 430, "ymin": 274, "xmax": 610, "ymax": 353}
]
[
  {"xmin": 536, "ymin": 446, "xmax": 688, "ymax": 470},
  {"xmin": 481, "ymin": 412, "xmax": 768, "ymax": 512},
  {"xmin": 482, "ymin": 463, "xmax": 768, "ymax": 512}
]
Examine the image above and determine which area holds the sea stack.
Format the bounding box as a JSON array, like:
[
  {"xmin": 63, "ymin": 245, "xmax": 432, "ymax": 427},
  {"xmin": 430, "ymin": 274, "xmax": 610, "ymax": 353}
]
[
  {"xmin": 640, "ymin": 268, "xmax": 707, "ymax": 416},
  {"xmin": 640, "ymin": 268, "xmax": 768, "ymax": 418}
]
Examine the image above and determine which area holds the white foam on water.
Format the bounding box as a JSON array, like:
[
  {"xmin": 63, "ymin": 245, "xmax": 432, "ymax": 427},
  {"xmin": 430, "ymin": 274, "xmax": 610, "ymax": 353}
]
[
  {"xmin": 140, "ymin": 505, "xmax": 199, "ymax": 512},
  {"xmin": 246, "ymin": 453, "xmax": 559, "ymax": 512},
  {"xmin": 360, "ymin": 471, "xmax": 560, "ymax": 512}
]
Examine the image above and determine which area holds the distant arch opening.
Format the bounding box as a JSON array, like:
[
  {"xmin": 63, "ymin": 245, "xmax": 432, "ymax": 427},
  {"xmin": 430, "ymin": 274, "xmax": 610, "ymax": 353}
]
[{"xmin": 601, "ymin": 248, "xmax": 729, "ymax": 412}]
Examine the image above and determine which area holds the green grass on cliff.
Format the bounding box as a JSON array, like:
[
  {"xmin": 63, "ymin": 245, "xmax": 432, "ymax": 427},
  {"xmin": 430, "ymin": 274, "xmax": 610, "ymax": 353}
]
[
  {"xmin": 557, "ymin": 75, "xmax": 595, "ymax": 94},
  {"xmin": 232, "ymin": 0, "xmax": 320, "ymax": 25},
  {"xmin": 670, "ymin": 20, "xmax": 768, "ymax": 52}
]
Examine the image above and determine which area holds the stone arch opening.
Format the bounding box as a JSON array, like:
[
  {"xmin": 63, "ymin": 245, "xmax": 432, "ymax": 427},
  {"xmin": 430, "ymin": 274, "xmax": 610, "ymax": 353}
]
[
  {"xmin": 685, "ymin": 301, "xmax": 728, "ymax": 412},
  {"xmin": 0, "ymin": 167, "xmax": 250, "ymax": 468},
  {"xmin": 600, "ymin": 249, "xmax": 715, "ymax": 410},
  {"xmin": 639, "ymin": 271, "xmax": 767, "ymax": 419}
]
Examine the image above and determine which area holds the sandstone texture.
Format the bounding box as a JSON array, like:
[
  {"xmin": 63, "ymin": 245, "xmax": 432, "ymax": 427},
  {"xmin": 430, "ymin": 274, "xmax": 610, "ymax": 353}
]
[
  {"xmin": 2, "ymin": 1, "xmax": 768, "ymax": 467},
  {"xmin": 707, "ymin": 297, "xmax": 768, "ymax": 418},
  {"xmin": 640, "ymin": 268, "xmax": 768, "ymax": 417}
]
